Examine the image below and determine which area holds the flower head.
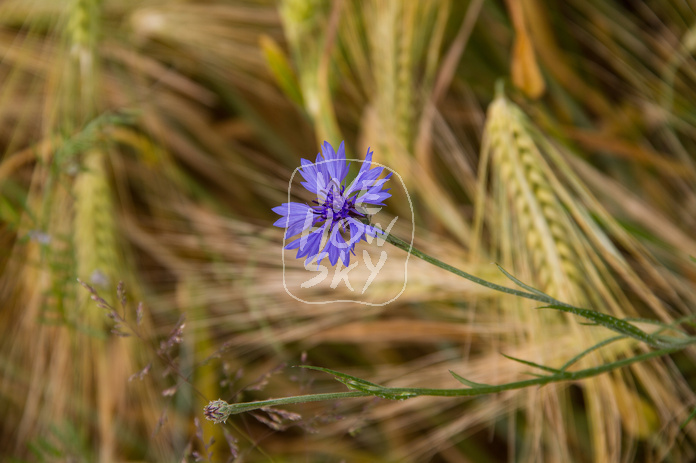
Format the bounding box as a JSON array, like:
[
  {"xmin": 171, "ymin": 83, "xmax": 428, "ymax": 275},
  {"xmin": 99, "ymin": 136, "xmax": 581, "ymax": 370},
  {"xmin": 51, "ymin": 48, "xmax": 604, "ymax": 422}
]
[
  {"xmin": 273, "ymin": 141, "xmax": 391, "ymax": 267},
  {"xmin": 204, "ymin": 399, "xmax": 229, "ymax": 424}
]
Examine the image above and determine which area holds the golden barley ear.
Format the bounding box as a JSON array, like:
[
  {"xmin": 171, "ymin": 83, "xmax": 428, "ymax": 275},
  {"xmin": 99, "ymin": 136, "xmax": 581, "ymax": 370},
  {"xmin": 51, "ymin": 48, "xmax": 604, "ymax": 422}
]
[
  {"xmin": 484, "ymin": 95, "xmax": 580, "ymax": 301},
  {"xmin": 476, "ymin": 90, "xmax": 696, "ymax": 460}
]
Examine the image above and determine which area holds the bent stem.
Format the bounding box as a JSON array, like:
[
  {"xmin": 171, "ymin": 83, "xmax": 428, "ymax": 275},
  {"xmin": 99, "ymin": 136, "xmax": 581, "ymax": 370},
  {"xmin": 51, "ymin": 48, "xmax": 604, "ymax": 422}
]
[
  {"xmin": 208, "ymin": 391, "xmax": 370, "ymax": 419},
  {"xmin": 204, "ymin": 234, "xmax": 696, "ymax": 420},
  {"xmin": 384, "ymin": 233, "xmax": 562, "ymax": 303},
  {"xmin": 384, "ymin": 233, "xmax": 675, "ymax": 348},
  {"xmin": 209, "ymin": 345, "xmax": 682, "ymax": 417}
]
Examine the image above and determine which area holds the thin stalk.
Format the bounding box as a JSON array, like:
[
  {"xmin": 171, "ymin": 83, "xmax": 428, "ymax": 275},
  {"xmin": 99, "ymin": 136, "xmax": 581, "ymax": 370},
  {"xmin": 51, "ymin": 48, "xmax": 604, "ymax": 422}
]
[
  {"xmin": 385, "ymin": 233, "xmax": 671, "ymax": 348},
  {"xmin": 212, "ymin": 345, "xmax": 682, "ymax": 416},
  {"xmin": 384, "ymin": 232, "xmax": 564, "ymax": 305},
  {"xmin": 204, "ymin": 234, "xmax": 694, "ymax": 420},
  {"xmin": 212, "ymin": 391, "xmax": 370, "ymax": 417}
]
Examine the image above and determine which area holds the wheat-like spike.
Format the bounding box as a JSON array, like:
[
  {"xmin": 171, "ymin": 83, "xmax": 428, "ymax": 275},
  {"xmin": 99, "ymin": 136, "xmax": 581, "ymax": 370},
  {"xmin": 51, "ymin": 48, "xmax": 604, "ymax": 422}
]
[
  {"xmin": 370, "ymin": 0, "xmax": 397, "ymax": 120},
  {"xmin": 395, "ymin": 1, "xmax": 414, "ymax": 151},
  {"xmin": 64, "ymin": 0, "xmax": 99, "ymax": 125},
  {"xmin": 67, "ymin": 0, "xmax": 91, "ymax": 51},
  {"xmin": 73, "ymin": 148, "xmax": 124, "ymax": 459},
  {"xmin": 484, "ymin": 95, "xmax": 635, "ymax": 461},
  {"xmin": 279, "ymin": 0, "xmax": 342, "ymax": 144},
  {"xmin": 358, "ymin": 0, "xmax": 472, "ymax": 244},
  {"xmin": 58, "ymin": 3, "xmax": 127, "ymax": 461},
  {"xmin": 74, "ymin": 149, "xmax": 118, "ymax": 295},
  {"xmin": 487, "ymin": 96, "xmax": 582, "ymax": 302},
  {"xmin": 67, "ymin": 0, "xmax": 112, "ymax": 291},
  {"xmin": 8, "ymin": 1, "xmax": 103, "ymax": 446},
  {"xmin": 480, "ymin": 93, "xmax": 696, "ymax": 460},
  {"xmin": 66, "ymin": 130, "xmax": 154, "ymax": 462}
]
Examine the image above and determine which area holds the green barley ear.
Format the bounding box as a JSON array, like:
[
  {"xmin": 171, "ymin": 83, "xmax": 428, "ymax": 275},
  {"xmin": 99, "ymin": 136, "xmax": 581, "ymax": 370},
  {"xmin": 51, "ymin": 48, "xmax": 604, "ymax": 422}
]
[
  {"xmin": 66, "ymin": 0, "xmax": 119, "ymax": 299},
  {"xmin": 476, "ymin": 90, "xmax": 696, "ymax": 460},
  {"xmin": 61, "ymin": 0, "xmax": 100, "ymax": 129},
  {"xmin": 280, "ymin": 0, "xmax": 341, "ymax": 144},
  {"xmin": 74, "ymin": 149, "xmax": 118, "ymax": 298},
  {"xmin": 3, "ymin": 2, "xmax": 146, "ymax": 459}
]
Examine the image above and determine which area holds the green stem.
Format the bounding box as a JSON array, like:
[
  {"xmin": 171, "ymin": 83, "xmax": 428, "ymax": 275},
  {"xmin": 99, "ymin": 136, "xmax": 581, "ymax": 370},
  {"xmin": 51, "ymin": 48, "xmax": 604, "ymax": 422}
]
[
  {"xmin": 384, "ymin": 233, "xmax": 570, "ymax": 306},
  {"xmin": 205, "ymin": 234, "xmax": 694, "ymax": 420},
  {"xmin": 219, "ymin": 391, "xmax": 369, "ymax": 415},
  {"xmin": 214, "ymin": 346, "xmax": 681, "ymax": 415},
  {"xmin": 385, "ymin": 233, "xmax": 669, "ymax": 348},
  {"xmin": 370, "ymin": 346, "xmax": 680, "ymax": 397}
]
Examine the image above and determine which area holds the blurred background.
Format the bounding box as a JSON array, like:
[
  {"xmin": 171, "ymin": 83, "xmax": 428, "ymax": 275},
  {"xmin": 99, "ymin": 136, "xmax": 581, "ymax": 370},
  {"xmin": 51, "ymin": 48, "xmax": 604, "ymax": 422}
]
[{"xmin": 2, "ymin": 0, "xmax": 696, "ymax": 461}]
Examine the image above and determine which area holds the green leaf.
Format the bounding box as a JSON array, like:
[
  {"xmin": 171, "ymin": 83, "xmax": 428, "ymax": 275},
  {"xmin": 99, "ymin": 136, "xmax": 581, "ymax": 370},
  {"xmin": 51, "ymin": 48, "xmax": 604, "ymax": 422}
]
[
  {"xmin": 495, "ymin": 264, "xmax": 555, "ymax": 300},
  {"xmin": 501, "ymin": 353, "xmax": 562, "ymax": 374},
  {"xmin": 301, "ymin": 365, "xmax": 382, "ymax": 390},
  {"xmin": 560, "ymin": 335, "xmax": 625, "ymax": 371},
  {"xmin": 301, "ymin": 366, "xmax": 417, "ymax": 400},
  {"xmin": 540, "ymin": 305, "xmax": 665, "ymax": 348},
  {"xmin": 449, "ymin": 370, "xmax": 490, "ymax": 388},
  {"xmin": 680, "ymin": 406, "xmax": 696, "ymax": 430}
]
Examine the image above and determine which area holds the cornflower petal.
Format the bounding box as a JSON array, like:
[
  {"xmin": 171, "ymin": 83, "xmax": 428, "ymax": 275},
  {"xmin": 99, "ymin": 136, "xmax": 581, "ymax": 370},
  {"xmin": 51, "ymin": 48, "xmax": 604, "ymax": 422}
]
[
  {"xmin": 299, "ymin": 159, "xmax": 332, "ymax": 201},
  {"xmin": 287, "ymin": 227, "xmax": 328, "ymax": 265},
  {"xmin": 326, "ymin": 225, "xmax": 352, "ymax": 267},
  {"xmin": 320, "ymin": 140, "xmax": 349, "ymax": 183}
]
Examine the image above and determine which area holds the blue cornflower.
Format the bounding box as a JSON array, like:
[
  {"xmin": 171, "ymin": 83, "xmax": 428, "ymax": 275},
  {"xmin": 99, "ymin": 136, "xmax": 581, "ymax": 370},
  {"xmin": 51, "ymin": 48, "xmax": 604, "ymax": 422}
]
[{"xmin": 273, "ymin": 141, "xmax": 392, "ymax": 267}]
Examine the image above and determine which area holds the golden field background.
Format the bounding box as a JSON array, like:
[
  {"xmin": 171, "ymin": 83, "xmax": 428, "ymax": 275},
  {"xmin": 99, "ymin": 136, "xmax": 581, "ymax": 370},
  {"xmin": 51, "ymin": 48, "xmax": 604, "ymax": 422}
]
[{"xmin": 2, "ymin": 0, "xmax": 696, "ymax": 461}]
